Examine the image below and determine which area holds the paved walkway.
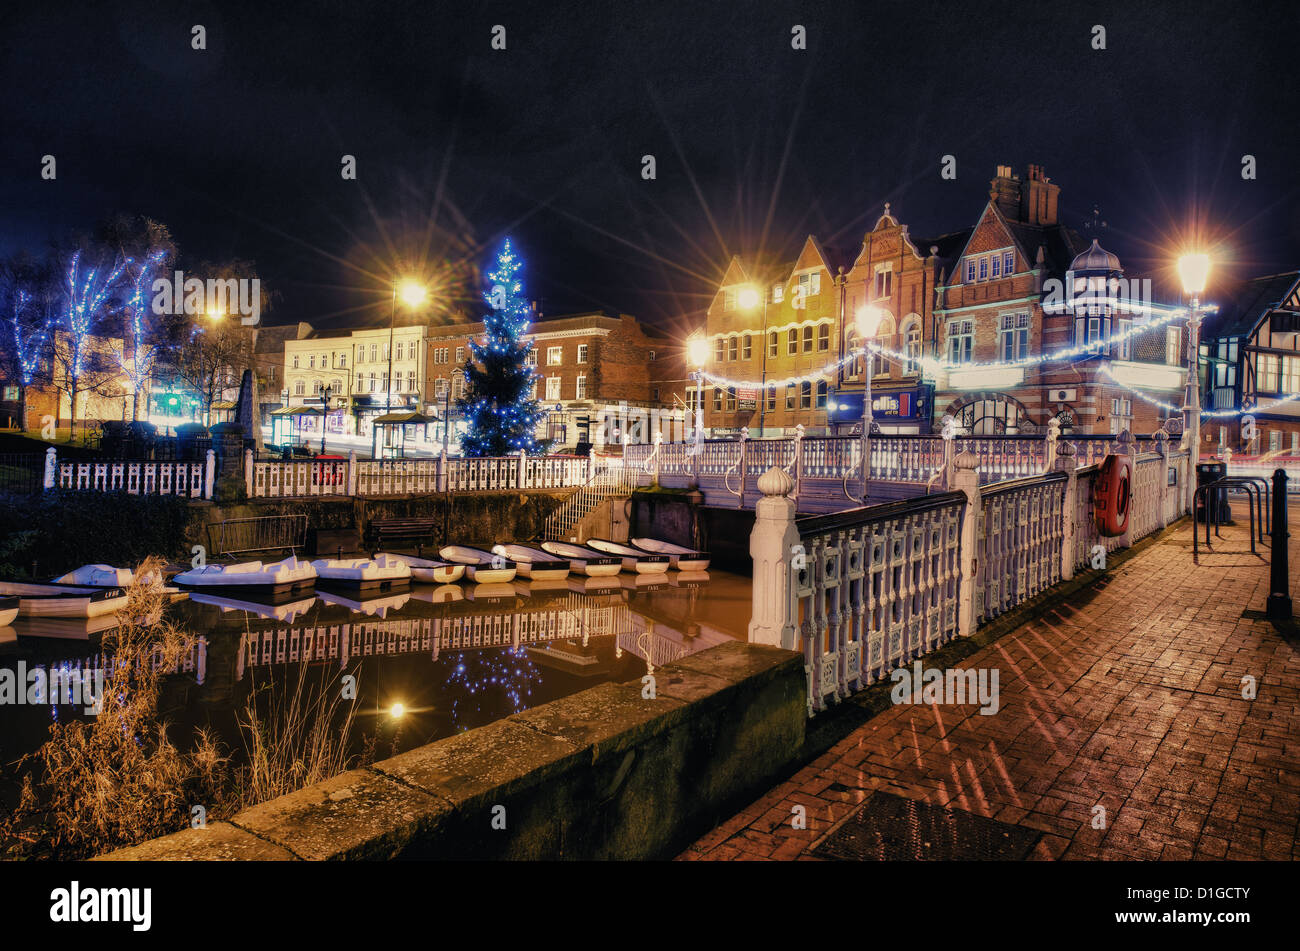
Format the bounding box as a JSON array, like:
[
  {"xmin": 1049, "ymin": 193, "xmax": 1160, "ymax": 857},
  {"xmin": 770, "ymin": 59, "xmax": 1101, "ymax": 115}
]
[{"xmin": 681, "ymin": 502, "xmax": 1300, "ymax": 861}]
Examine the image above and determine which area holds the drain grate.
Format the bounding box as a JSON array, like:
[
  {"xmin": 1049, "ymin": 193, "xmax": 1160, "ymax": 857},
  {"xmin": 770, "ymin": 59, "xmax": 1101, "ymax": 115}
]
[{"xmin": 813, "ymin": 791, "xmax": 1042, "ymax": 861}]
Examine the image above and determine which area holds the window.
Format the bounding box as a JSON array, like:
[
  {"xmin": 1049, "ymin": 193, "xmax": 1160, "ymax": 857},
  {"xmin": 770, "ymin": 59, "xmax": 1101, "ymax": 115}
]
[
  {"xmin": 742, "ymin": 333, "xmax": 752, "ymax": 360},
  {"xmin": 903, "ymin": 321, "xmax": 921, "ymax": 373},
  {"xmin": 947, "ymin": 320, "xmax": 974, "ymax": 364},
  {"xmin": 1166, "ymin": 327, "xmax": 1181, "ymax": 365},
  {"xmin": 799, "ymin": 381, "xmax": 812, "ymax": 409},
  {"xmin": 815, "ymin": 380, "xmax": 828, "ymax": 409},
  {"xmin": 772, "ymin": 284, "xmax": 784, "ymax": 303},
  {"xmin": 785, "ymin": 384, "xmax": 796, "ymax": 410},
  {"xmin": 768, "ymin": 331, "xmax": 778, "ymax": 357},
  {"xmin": 728, "ymin": 337, "xmax": 738, "ymax": 361},
  {"xmin": 787, "ymin": 329, "xmax": 798, "ymax": 355},
  {"xmin": 999, "ymin": 313, "xmax": 1029, "ymax": 362},
  {"xmin": 546, "ymin": 376, "xmax": 562, "ymax": 401},
  {"xmin": 817, "ymin": 324, "xmax": 830, "ymax": 351},
  {"xmin": 1283, "ymin": 355, "xmax": 1300, "ymax": 394},
  {"xmin": 715, "ymin": 338, "xmax": 726, "ymax": 362},
  {"xmin": 575, "ymin": 375, "xmax": 586, "ymax": 399},
  {"xmin": 547, "ymin": 346, "xmax": 563, "ymax": 366},
  {"xmin": 577, "ymin": 344, "xmax": 588, "ymax": 363},
  {"xmin": 873, "ymin": 268, "xmax": 892, "ymax": 299},
  {"xmin": 1117, "ymin": 319, "xmax": 1132, "ymax": 360},
  {"xmin": 802, "ymin": 325, "xmax": 813, "ymax": 352}
]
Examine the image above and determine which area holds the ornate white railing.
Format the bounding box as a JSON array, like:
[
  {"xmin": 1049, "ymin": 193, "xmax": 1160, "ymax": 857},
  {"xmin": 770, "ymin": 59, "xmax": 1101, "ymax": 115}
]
[
  {"xmin": 750, "ymin": 428, "xmax": 1193, "ymax": 715},
  {"xmin": 245, "ymin": 451, "xmax": 591, "ymax": 498},
  {"xmin": 53, "ymin": 450, "xmax": 212, "ymax": 499}
]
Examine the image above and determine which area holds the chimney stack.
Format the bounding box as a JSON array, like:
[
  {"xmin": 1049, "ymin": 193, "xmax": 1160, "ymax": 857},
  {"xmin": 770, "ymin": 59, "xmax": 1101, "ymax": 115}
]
[{"xmin": 1020, "ymin": 164, "xmax": 1060, "ymax": 226}]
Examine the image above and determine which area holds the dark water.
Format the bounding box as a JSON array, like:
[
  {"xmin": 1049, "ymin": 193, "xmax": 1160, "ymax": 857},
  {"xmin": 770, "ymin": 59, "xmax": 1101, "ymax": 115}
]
[{"xmin": 0, "ymin": 571, "xmax": 753, "ymax": 808}]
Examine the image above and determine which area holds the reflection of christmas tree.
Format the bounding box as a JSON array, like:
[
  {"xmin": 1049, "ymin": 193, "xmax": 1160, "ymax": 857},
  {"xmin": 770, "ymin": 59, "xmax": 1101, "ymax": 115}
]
[
  {"xmin": 445, "ymin": 647, "xmax": 542, "ymax": 727},
  {"xmin": 457, "ymin": 238, "xmax": 548, "ymax": 456}
]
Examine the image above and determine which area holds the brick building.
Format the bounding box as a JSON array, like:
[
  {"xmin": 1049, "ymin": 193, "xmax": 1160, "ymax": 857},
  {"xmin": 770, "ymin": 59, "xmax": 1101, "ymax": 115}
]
[{"xmin": 695, "ymin": 163, "xmax": 1190, "ymax": 438}]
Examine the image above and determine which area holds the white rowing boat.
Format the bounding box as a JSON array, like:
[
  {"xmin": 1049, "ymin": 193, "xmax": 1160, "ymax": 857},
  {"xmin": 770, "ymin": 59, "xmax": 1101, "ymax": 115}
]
[
  {"xmin": 500, "ymin": 542, "xmax": 620, "ymax": 577},
  {"xmin": 0, "ymin": 581, "xmax": 130, "ymax": 618},
  {"xmin": 376, "ymin": 552, "xmax": 467, "ymax": 585},
  {"xmin": 489, "ymin": 544, "xmax": 571, "ymax": 580},
  {"xmin": 174, "ymin": 556, "xmax": 317, "ymax": 601},
  {"xmin": 311, "ymin": 554, "xmax": 412, "ymax": 594},
  {"xmin": 629, "ymin": 537, "xmax": 712, "ymax": 571},
  {"xmin": 439, "ymin": 546, "xmax": 518, "ymax": 583},
  {"xmin": 567, "ymin": 539, "xmax": 670, "ymax": 574}
]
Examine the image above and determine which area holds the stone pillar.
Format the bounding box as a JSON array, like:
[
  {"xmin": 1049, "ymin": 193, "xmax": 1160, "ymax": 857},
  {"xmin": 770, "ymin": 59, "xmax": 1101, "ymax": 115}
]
[
  {"xmin": 44, "ymin": 446, "xmax": 57, "ymax": 490},
  {"xmin": 1057, "ymin": 442, "xmax": 1079, "ymax": 580},
  {"xmin": 1153, "ymin": 430, "xmax": 1170, "ymax": 530},
  {"xmin": 748, "ymin": 467, "xmax": 801, "ymax": 649},
  {"xmin": 952, "ymin": 450, "xmax": 981, "ymax": 638}
]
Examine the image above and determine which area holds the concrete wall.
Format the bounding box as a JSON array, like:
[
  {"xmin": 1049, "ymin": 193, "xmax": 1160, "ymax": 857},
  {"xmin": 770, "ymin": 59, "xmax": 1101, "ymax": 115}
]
[{"xmin": 98, "ymin": 642, "xmax": 806, "ymax": 861}]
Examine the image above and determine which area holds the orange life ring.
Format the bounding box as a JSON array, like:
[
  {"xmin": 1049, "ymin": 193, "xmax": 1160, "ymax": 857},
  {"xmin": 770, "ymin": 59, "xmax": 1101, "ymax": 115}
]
[{"xmin": 1094, "ymin": 453, "xmax": 1131, "ymax": 537}]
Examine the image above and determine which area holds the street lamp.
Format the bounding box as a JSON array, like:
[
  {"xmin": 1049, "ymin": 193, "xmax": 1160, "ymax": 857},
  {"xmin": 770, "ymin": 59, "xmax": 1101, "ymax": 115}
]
[
  {"xmin": 1177, "ymin": 253, "xmax": 1211, "ymax": 465},
  {"xmin": 740, "ymin": 284, "xmax": 770, "ymax": 436},
  {"xmin": 856, "ymin": 305, "xmax": 885, "ymax": 501},
  {"xmin": 384, "ymin": 276, "xmax": 428, "ymax": 458}
]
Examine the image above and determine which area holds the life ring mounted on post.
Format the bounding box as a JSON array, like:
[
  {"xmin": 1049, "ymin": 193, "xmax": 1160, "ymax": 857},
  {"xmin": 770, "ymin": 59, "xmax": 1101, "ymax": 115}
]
[{"xmin": 1094, "ymin": 453, "xmax": 1131, "ymax": 538}]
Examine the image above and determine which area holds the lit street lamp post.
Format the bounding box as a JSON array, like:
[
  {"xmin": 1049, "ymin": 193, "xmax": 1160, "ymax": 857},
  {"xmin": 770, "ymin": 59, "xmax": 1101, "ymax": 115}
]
[
  {"xmin": 856, "ymin": 305, "xmax": 884, "ymax": 502},
  {"xmin": 1177, "ymin": 253, "xmax": 1211, "ymax": 467}
]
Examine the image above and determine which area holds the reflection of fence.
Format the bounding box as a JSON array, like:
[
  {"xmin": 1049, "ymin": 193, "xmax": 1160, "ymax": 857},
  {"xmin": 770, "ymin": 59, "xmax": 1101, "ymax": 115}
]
[
  {"xmin": 750, "ymin": 431, "xmax": 1194, "ymax": 714},
  {"xmin": 246, "ymin": 451, "xmax": 591, "ymax": 498},
  {"xmin": 625, "ymin": 428, "xmax": 1156, "ymax": 511}
]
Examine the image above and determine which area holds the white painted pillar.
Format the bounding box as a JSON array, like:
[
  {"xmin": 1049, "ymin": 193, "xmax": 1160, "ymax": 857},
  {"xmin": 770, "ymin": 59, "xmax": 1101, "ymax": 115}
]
[
  {"xmin": 952, "ymin": 450, "xmax": 981, "ymax": 638},
  {"xmin": 748, "ymin": 467, "xmax": 802, "ymax": 649},
  {"xmin": 204, "ymin": 449, "xmax": 216, "ymax": 501}
]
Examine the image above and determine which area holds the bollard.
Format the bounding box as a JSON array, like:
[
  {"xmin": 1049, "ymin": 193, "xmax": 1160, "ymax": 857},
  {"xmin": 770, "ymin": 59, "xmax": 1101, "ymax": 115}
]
[{"xmin": 1266, "ymin": 468, "xmax": 1292, "ymax": 621}]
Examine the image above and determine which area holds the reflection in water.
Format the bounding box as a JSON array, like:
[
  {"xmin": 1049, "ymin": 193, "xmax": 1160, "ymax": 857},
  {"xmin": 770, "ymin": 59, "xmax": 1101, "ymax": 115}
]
[{"xmin": 0, "ymin": 571, "xmax": 752, "ymax": 785}]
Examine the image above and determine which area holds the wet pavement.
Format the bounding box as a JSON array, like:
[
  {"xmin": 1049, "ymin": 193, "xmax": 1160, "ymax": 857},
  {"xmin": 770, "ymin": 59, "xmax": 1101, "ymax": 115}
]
[{"xmin": 681, "ymin": 501, "xmax": 1300, "ymax": 861}]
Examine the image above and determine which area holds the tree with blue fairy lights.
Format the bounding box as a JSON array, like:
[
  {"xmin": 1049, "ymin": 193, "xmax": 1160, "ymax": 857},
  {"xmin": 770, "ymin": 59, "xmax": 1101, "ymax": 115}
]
[{"xmin": 457, "ymin": 238, "xmax": 549, "ymax": 456}]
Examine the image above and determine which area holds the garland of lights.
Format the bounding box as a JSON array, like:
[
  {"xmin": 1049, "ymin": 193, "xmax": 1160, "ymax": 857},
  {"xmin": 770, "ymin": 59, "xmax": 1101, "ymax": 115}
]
[{"xmin": 699, "ymin": 306, "xmax": 1191, "ymax": 391}]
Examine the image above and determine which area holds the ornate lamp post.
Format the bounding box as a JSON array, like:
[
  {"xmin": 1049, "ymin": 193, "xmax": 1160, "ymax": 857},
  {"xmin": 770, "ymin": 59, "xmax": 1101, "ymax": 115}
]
[
  {"xmin": 1176, "ymin": 253, "xmax": 1211, "ymax": 466},
  {"xmin": 856, "ymin": 305, "xmax": 884, "ymax": 501}
]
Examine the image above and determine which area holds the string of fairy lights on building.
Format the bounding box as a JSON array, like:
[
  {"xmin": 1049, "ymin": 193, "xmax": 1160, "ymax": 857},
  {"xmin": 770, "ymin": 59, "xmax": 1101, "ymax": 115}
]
[{"xmin": 693, "ymin": 301, "xmax": 1275, "ymax": 421}]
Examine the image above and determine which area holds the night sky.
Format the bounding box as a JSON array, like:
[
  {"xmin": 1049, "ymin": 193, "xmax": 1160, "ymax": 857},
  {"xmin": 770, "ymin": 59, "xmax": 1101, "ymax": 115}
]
[{"xmin": 2, "ymin": 0, "xmax": 1298, "ymax": 339}]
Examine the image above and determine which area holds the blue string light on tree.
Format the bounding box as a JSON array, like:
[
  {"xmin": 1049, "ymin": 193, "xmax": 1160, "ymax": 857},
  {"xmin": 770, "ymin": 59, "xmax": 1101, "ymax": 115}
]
[{"xmin": 457, "ymin": 238, "xmax": 550, "ymax": 457}]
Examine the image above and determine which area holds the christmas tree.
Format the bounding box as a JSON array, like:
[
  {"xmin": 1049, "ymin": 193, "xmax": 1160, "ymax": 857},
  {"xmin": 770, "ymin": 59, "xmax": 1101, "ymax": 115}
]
[{"xmin": 457, "ymin": 238, "xmax": 548, "ymax": 456}]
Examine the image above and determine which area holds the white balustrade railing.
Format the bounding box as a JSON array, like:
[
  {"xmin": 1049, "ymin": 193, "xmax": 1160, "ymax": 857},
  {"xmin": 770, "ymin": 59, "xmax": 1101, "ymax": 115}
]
[{"xmin": 750, "ymin": 428, "xmax": 1193, "ymax": 714}]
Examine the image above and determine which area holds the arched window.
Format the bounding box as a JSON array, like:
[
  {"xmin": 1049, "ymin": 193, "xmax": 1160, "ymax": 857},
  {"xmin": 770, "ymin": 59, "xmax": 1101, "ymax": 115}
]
[{"xmin": 901, "ymin": 316, "xmax": 922, "ymax": 374}]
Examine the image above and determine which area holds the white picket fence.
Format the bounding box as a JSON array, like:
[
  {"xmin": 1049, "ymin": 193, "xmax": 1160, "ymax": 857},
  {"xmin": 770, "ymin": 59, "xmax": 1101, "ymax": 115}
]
[
  {"xmin": 748, "ymin": 430, "xmax": 1194, "ymax": 714},
  {"xmin": 246, "ymin": 450, "xmax": 590, "ymax": 499}
]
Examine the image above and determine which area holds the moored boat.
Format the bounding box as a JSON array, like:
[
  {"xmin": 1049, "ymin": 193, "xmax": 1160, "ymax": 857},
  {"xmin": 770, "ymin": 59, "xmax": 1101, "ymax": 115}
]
[
  {"xmin": 376, "ymin": 552, "xmax": 466, "ymax": 585},
  {"xmin": 489, "ymin": 544, "xmax": 571, "ymax": 580},
  {"xmin": 311, "ymin": 554, "xmax": 412, "ymax": 595},
  {"xmin": 438, "ymin": 546, "xmax": 518, "ymax": 583},
  {"xmin": 0, "ymin": 581, "xmax": 129, "ymax": 618},
  {"xmin": 564, "ymin": 539, "xmax": 670, "ymax": 574},
  {"xmin": 628, "ymin": 537, "xmax": 712, "ymax": 572},
  {"xmin": 173, "ymin": 556, "xmax": 318, "ymax": 601},
  {"xmin": 498, "ymin": 542, "xmax": 618, "ymax": 577}
]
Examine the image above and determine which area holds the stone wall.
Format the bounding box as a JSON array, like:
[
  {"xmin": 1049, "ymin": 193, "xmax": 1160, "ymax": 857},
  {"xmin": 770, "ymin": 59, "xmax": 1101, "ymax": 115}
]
[{"xmin": 98, "ymin": 642, "xmax": 806, "ymax": 861}]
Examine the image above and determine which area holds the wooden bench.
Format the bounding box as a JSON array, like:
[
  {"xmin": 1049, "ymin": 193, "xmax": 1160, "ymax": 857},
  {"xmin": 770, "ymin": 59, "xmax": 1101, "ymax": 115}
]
[{"xmin": 364, "ymin": 517, "xmax": 440, "ymax": 557}]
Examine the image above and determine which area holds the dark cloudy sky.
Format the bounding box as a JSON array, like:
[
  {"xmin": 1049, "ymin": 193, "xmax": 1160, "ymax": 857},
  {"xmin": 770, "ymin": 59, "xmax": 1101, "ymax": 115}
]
[{"xmin": 2, "ymin": 0, "xmax": 1297, "ymax": 338}]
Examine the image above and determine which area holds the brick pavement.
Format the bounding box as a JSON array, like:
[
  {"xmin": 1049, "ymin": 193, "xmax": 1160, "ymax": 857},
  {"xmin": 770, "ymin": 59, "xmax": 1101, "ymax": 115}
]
[{"xmin": 680, "ymin": 502, "xmax": 1300, "ymax": 861}]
